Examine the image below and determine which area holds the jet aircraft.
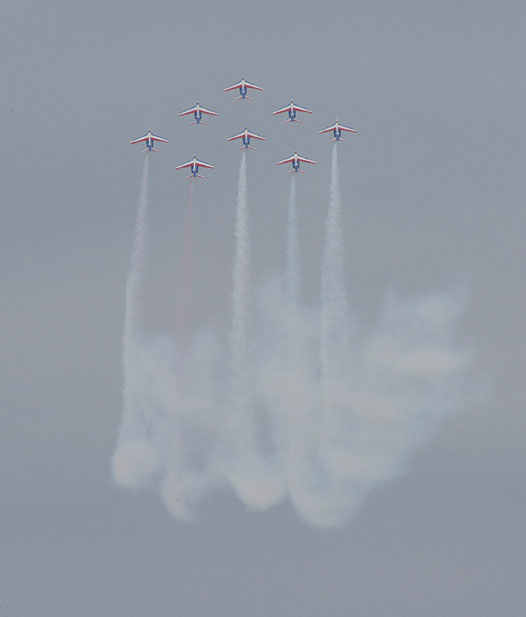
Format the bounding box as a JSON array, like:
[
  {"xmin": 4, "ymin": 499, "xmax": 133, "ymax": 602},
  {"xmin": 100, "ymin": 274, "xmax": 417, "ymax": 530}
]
[
  {"xmin": 175, "ymin": 156, "xmax": 215, "ymax": 178},
  {"xmin": 129, "ymin": 129, "xmax": 170, "ymax": 152},
  {"xmin": 277, "ymin": 152, "xmax": 316, "ymax": 173},
  {"xmin": 318, "ymin": 120, "xmax": 357, "ymax": 141},
  {"xmin": 227, "ymin": 128, "xmax": 266, "ymax": 149},
  {"xmin": 272, "ymin": 100, "xmax": 312, "ymax": 123},
  {"xmin": 178, "ymin": 102, "xmax": 219, "ymax": 125},
  {"xmin": 224, "ymin": 76, "xmax": 263, "ymax": 100}
]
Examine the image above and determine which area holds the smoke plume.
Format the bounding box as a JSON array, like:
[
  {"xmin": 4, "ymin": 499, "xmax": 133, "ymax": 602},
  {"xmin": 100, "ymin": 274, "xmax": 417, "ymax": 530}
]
[{"xmin": 113, "ymin": 149, "xmax": 472, "ymax": 526}]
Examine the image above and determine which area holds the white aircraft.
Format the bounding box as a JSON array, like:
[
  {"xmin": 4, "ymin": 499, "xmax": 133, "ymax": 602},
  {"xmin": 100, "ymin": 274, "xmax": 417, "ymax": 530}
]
[
  {"xmin": 227, "ymin": 128, "xmax": 266, "ymax": 149},
  {"xmin": 178, "ymin": 101, "xmax": 219, "ymax": 125},
  {"xmin": 129, "ymin": 129, "xmax": 170, "ymax": 152},
  {"xmin": 175, "ymin": 155, "xmax": 215, "ymax": 179},
  {"xmin": 318, "ymin": 120, "xmax": 357, "ymax": 141},
  {"xmin": 272, "ymin": 100, "xmax": 312, "ymax": 123},
  {"xmin": 224, "ymin": 76, "xmax": 263, "ymax": 100},
  {"xmin": 277, "ymin": 152, "xmax": 316, "ymax": 173}
]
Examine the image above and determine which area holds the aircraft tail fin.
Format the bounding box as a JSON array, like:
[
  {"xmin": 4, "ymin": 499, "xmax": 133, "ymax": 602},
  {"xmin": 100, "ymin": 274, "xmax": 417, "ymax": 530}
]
[
  {"xmin": 236, "ymin": 95, "xmax": 253, "ymax": 100},
  {"xmin": 190, "ymin": 121, "xmax": 207, "ymax": 125},
  {"xmin": 330, "ymin": 137, "xmax": 346, "ymax": 142},
  {"xmin": 143, "ymin": 147, "xmax": 158, "ymax": 152}
]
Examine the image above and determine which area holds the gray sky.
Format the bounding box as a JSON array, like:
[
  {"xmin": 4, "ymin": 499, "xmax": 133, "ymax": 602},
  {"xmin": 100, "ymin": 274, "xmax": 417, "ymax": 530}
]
[{"xmin": 1, "ymin": 1, "xmax": 525, "ymax": 616}]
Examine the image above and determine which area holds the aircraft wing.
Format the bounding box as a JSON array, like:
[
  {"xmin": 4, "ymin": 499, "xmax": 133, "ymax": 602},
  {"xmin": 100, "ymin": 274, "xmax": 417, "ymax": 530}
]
[
  {"xmin": 339, "ymin": 123, "xmax": 357, "ymax": 133},
  {"xmin": 272, "ymin": 104, "xmax": 293, "ymax": 115},
  {"xmin": 227, "ymin": 131, "xmax": 246, "ymax": 142},
  {"xmin": 150, "ymin": 133, "xmax": 169, "ymax": 142},
  {"xmin": 244, "ymin": 80, "xmax": 263, "ymax": 90},
  {"xmin": 276, "ymin": 155, "xmax": 296, "ymax": 165},
  {"xmin": 199, "ymin": 105, "xmax": 218, "ymax": 116},
  {"xmin": 195, "ymin": 158, "xmax": 215, "ymax": 169},
  {"xmin": 175, "ymin": 160, "xmax": 195, "ymax": 170},
  {"xmin": 297, "ymin": 155, "xmax": 316, "ymax": 164},
  {"xmin": 178, "ymin": 106, "xmax": 199, "ymax": 117},
  {"xmin": 318, "ymin": 124, "xmax": 337, "ymax": 135},
  {"xmin": 293, "ymin": 104, "xmax": 312, "ymax": 114},
  {"xmin": 246, "ymin": 130, "xmax": 266, "ymax": 140},
  {"xmin": 224, "ymin": 80, "xmax": 243, "ymax": 92},
  {"xmin": 129, "ymin": 134, "xmax": 149, "ymax": 144}
]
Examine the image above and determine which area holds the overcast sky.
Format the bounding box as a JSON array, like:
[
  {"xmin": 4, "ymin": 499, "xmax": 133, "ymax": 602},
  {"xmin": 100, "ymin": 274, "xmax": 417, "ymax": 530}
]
[{"xmin": 1, "ymin": 1, "xmax": 525, "ymax": 616}]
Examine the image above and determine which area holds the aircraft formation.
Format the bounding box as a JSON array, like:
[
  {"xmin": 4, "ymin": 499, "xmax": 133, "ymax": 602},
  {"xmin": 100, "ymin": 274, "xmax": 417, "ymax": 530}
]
[{"xmin": 129, "ymin": 76, "xmax": 357, "ymax": 177}]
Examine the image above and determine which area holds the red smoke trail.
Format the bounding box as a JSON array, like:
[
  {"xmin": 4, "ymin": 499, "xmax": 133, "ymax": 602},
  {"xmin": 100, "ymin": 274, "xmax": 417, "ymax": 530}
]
[{"xmin": 176, "ymin": 180, "xmax": 195, "ymax": 354}]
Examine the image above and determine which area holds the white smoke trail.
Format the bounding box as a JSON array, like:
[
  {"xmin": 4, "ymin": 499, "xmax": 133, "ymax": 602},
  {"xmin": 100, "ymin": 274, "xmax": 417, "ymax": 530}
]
[
  {"xmin": 175, "ymin": 180, "xmax": 195, "ymax": 354},
  {"xmin": 258, "ymin": 176, "xmax": 323, "ymax": 514},
  {"xmin": 313, "ymin": 143, "xmax": 357, "ymax": 522},
  {"xmin": 113, "ymin": 158, "xmax": 220, "ymax": 515},
  {"xmin": 320, "ymin": 144, "xmax": 351, "ymax": 403},
  {"xmin": 112, "ymin": 154, "xmax": 162, "ymax": 488},
  {"xmin": 228, "ymin": 151, "xmax": 250, "ymax": 439},
  {"xmin": 258, "ymin": 144, "xmax": 355, "ymax": 524},
  {"xmin": 225, "ymin": 152, "xmax": 284, "ymax": 508},
  {"xmin": 124, "ymin": 154, "xmax": 150, "ymax": 350},
  {"xmin": 225, "ymin": 151, "xmax": 255, "ymax": 496},
  {"xmin": 286, "ymin": 175, "xmax": 299, "ymax": 308}
]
